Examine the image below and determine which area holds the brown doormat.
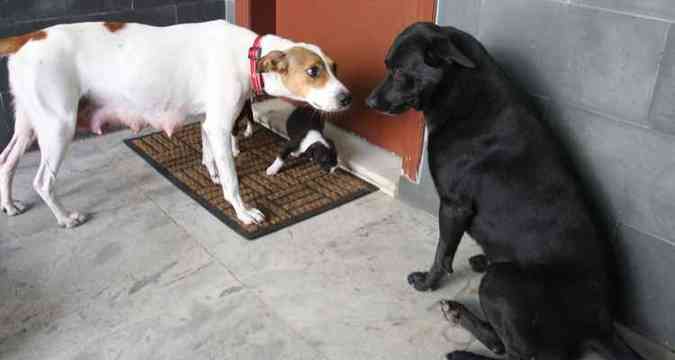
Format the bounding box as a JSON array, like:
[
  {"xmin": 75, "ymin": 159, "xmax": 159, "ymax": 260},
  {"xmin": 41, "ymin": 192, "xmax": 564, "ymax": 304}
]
[{"xmin": 124, "ymin": 122, "xmax": 378, "ymax": 240}]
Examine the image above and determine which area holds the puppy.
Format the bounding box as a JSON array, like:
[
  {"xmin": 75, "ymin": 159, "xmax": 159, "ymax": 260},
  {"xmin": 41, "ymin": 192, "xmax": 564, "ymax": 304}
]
[
  {"xmin": 265, "ymin": 105, "xmax": 338, "ymax": 175},
  {"xmin": 367, "ymin": 22, "xmax": 643, "ymax": 360},
  {"xmin": 0, "ymin": 20, "xmax": 350, "ymax": 228}
]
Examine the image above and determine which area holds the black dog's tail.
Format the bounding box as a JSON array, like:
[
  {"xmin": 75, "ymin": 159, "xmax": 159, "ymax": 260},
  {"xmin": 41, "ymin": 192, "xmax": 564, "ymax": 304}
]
[{"xmin": 583, "ymin": 333, "xmax": 646, "ymax": 360}]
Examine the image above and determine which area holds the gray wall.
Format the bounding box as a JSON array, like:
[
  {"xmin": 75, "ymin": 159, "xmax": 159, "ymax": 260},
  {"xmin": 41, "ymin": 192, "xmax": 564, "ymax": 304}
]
[
  {"xmin": 0, "ymin": 0, "xmax": 235, "ymax": 152},
  {"xmin": 400, "ymin": 0, "xmax": 675, "ymax": 349}
]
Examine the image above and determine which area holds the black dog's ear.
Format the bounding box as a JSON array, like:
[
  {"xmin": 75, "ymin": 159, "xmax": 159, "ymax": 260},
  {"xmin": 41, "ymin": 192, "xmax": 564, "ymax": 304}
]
[
  {"xmin": 258, "ymin": 50, "xmax": 288, "ymax": 73},
  {"xmin": 426, "ymin": 36, "xmax": 476, "ymax": 69}
]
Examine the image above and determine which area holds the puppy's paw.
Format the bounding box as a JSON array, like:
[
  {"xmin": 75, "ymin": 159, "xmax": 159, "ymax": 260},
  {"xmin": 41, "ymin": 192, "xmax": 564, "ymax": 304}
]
[
  {"xmin": 232, "ymin": 147, "xmax": 241, "ymax": 158},
  {"xmin": 58, "ymin": 212, "xmax": 88, "ymax": 228},
  {"xmin": 1, "ymin": 200, "xmax": 27, "ymax": 216},
  {"xmin": 265, "ymin": 165, "xmax": 279, "ymax": 176},
  {"xmin": 440, "ymin": 300, "xmax": 463, "ymax": 326},
  {"xmin": 236, "ymin": 208, "xmax": 265, "ymax": 225},
  {"xmin": 407, "ymin": 271, "xmax": 437, "ymax": 292},
  {"xmin": 265, "ymin": 158, "xmax": 284, "ymax": 176}
]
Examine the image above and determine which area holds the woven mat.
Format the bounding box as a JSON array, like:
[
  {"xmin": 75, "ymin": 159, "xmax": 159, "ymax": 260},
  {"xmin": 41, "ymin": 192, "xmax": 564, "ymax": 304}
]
[{"xmin": 124, "ymin": 122, "xmax": 377, "ymax": 239}]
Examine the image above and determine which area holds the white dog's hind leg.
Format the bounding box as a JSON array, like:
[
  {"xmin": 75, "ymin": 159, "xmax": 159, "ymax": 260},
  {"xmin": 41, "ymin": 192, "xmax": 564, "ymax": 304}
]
[
  {"xmin": 0, "ymin": 109, "xmax": 34, "ymax": 216},
  {"xmin": 32, "ymin": 117, "xmax": 86, "ymax": 228},
  {"xmin": 203, "ymin": 112, "xmax": 264, "ymax": 225},
  {"xmin": 231, "ymin": 135, "xmax": 240, "ymax": 157},
  {"xmin": 201, "ymin": 126, "xmax": 219, "ymax": 184}
]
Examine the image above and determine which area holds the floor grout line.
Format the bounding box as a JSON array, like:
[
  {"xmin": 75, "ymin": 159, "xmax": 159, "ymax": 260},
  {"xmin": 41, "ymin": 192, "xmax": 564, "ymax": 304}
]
[{"xmin": 145, "ymin": 193, "xmax": 335, "ymax": 360}]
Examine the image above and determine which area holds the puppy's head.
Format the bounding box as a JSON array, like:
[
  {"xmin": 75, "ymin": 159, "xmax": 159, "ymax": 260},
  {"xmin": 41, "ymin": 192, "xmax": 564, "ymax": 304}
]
[
  {"xmin": 365, "ymin": 22, "xmax": 476, "ymax": 115},
  {"xmin": 306, "ymin": 141, "xmax": 338, "ymax": 173},
  {"xmin": 258, "ymin": 44, "xmax": 351, "ymax": 112}
]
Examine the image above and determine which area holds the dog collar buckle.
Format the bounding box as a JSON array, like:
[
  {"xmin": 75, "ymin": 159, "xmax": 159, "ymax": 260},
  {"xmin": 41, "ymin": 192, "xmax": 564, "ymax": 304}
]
[{"xmin": 249, "ymin": 35, "xmax": 266, "ymax": 97}]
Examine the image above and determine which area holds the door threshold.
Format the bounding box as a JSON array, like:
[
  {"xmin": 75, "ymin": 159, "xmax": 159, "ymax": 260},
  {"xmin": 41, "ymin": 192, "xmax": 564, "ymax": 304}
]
[
  {"xmin": 251, "ymin": 99, "xmax": 401, "ymax": 196},
  {"xmin": 323, "ymin": 122, "xmax": 400, "ymax": 196}
]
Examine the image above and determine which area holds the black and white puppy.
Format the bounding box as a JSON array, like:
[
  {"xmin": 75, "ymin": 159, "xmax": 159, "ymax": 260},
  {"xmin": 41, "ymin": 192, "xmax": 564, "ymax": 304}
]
[
  {"xmin": 367, "ymin": 22, "xmax": 643, "ymax": 360},
  {"xmin": 265, "ymin": 106, "xmax": 338, "ymax": 175}
]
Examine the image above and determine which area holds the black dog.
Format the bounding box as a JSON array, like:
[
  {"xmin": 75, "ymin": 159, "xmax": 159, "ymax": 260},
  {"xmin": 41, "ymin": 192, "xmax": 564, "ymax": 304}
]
[
  {"xmin": 265, "ymin": 106, "xmax": 338, "ymax": 175},
  {"xmin": 367, "ymin": 22, "xmax": 642, "ymax": 360}
]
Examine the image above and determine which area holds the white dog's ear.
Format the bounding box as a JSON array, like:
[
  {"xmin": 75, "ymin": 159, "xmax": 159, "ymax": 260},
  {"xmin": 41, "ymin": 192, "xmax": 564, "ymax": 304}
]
[{"xmin": 258, "ymin": 50, "xmax": 288, "ymax": 73}]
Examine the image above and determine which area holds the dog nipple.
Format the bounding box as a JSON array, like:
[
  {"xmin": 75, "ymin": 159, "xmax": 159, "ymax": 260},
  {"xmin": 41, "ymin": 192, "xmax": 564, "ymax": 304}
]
[{"xmin": 163, "ymin": 125, "xmax": 174, "ymax": 138}]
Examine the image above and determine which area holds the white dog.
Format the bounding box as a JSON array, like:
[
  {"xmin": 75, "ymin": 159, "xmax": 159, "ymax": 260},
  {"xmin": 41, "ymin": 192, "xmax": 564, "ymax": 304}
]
[{"xmin": 0, "ymin": 20, "xmax": 351, "ymax": 228}]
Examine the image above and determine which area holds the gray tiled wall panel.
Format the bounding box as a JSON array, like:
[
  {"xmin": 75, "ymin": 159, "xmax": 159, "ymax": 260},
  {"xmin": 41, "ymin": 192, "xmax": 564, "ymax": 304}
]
[
  {"xmin": 649, "ymin": 25, "xmax": 675, "ymax": 136},
  {"xmin": 479, "ymin": 0, "xmax": 668, "ymax": 126},
  {"xmin": 614, "ymin": 225, "xmax": 675, "ymax": 346},
  {"xmin": 572, "ymin": 0, "xmax": 675, "ymax": 22},
  {"xmin": 0, "ymin": 0, "xmax": 133, "ymax": 22},
  {"xmin": 548, "ymin": 102, "xmax": 675, "ymax": 248},
  {"xmin": 436, "ymin": 0, "xmax": 481, "ymax": 37},
  {"xmin": 0, "ymin": 93, "xmax": 11, "ymax": 150},
  {"xmin": 177, "ymin": 0, "xmax": 225, "ymax": 24}
]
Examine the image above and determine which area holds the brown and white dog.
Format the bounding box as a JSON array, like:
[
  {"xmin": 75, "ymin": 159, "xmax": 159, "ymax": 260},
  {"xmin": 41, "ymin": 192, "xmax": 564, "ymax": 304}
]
[{"xmin": 0, "ymin": 20, "xmax": 351, "ymax": 228}]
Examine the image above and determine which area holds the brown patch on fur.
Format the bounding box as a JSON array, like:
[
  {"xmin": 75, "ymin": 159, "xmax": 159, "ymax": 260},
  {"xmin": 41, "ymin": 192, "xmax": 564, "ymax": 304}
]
[
  {"xmin": 0, "ymin": 31, "xmax": 47, "ymax": 55},
  {"xmin": 259, "ymin": 47, "xmax": 332, "ymax": 98},
  {"xmin": 103, "ymin": 22, "xmax": 126, "ymax": 33},
  {"xmin": 283, "ymin": 47, "xmax": 330, "ymax": 97}
]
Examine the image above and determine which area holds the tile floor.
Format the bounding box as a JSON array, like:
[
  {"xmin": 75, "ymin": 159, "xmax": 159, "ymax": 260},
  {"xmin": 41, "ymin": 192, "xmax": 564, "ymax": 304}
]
[{"xmin": 0, "ymin": 129, "xmax": 645, "ymax": 360}]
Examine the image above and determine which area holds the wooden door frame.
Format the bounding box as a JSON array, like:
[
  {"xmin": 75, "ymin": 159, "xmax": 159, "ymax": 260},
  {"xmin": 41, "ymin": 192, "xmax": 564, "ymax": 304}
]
[
  {"xmin": 236, "ymin": 0, "xmax": 434, "ymax": 182},
  {"xmin": 235, "ymin": 0, "xmax": 276, "ymax": 35}
]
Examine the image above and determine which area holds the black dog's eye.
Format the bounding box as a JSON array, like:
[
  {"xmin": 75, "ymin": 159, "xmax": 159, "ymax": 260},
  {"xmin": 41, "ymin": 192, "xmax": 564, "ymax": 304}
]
[{"xmin": 306, "ymin": 66, "xmax": 320, "ymax": 78}]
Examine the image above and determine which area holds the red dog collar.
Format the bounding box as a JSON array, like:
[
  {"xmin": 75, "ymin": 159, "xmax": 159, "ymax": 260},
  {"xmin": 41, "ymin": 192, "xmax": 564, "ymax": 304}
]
[{"xmin": 249, "ymin": 35, "xmax": 265, "ymax": 97}]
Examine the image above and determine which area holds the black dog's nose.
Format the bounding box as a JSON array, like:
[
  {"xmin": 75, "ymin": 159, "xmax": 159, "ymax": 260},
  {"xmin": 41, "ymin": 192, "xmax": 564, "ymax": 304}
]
[
  {"xmin": 338, "ymin": 92, "xmax": 352, "ymax": 107},
  {"xmin": 365, "ymin": 95, "xmax": 377, "ymax": 109}
]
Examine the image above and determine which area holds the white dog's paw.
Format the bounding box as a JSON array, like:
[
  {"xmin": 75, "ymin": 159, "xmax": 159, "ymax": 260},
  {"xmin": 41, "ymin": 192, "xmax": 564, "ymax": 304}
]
[
  {"xmin": 236, "ymin": 208, "xmax": 265, "ymax": 225},
  {"xmin": 209, "ymin": 175, "xmax": 221, "ymax": 184},
  {"xmin": 58, "ymin": 212, "xmax": 88, "ymax": 228},
  {"xmin": 1, "ymin": 200, "xmax": 27, "ymax": 216},
  {"xmin": 232, "ymin": 146, "xmax": 241, "ymax": 158}
]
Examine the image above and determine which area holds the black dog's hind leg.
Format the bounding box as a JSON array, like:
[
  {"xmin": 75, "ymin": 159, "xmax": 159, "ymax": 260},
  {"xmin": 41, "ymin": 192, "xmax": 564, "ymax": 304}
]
[
  {"xmin": 266, "ymin": 139, "xmax": 301, "ymax": 175},
  {"xmin": 408, "ymin": 196, "xmax": 473, "ymax": 291},
  {"xmin": 441, "ymin": 300, "xmax": 505, "ymax": 355}
]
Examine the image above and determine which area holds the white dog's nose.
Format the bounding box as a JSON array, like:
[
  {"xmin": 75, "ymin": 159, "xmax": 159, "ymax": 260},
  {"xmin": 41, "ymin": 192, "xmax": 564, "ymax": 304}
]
[{"xmin": 337, "ymin": 92, "xmax": 352, "ymax": 108}]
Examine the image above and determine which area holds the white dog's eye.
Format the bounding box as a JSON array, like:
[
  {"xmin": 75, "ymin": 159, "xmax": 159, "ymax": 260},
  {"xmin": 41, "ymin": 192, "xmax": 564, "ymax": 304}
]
[{"xmin": 306, "ymin": 66, "xmax": 320, "ymax": 78}]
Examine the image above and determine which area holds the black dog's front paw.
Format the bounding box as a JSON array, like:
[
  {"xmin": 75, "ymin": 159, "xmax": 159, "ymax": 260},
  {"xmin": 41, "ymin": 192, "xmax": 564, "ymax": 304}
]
[{"xmin": 407, "ymin": 271, "xmax": 438, "ymax": 292}]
